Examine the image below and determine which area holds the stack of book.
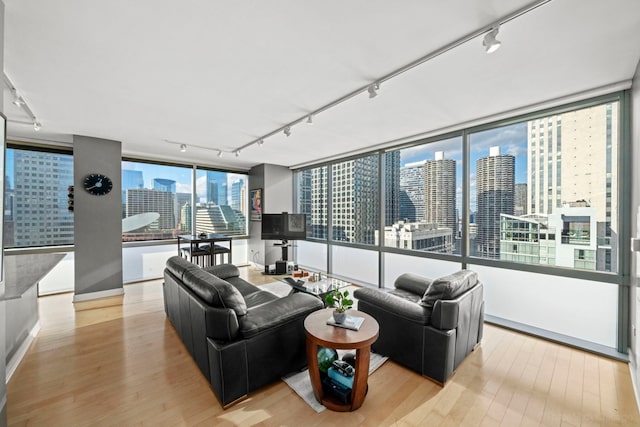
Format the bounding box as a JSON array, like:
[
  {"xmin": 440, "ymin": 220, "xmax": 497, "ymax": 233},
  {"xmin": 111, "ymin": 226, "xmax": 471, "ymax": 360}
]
[{"xmin": 322, "ymin": 365, "xmax": 354, "ymax": 403}]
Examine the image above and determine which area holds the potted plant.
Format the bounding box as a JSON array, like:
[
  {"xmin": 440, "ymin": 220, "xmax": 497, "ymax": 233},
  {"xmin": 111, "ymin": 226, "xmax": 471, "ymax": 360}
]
[{"xmin": 324, "ymin": 288, "xmax": 354, "ymax": 324}]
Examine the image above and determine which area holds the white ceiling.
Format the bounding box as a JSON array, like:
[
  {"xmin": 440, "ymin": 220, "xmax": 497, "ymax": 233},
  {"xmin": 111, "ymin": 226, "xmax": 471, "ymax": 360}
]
[{"xmin": 3, "ymin": 0, "xmax": 640, "ymax": 170}]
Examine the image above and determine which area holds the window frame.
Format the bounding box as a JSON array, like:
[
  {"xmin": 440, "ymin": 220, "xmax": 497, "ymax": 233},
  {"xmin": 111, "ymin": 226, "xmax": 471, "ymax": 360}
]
[{"xmin": 293, "ymin": 91, "xmax": 629, "ymax": 286}]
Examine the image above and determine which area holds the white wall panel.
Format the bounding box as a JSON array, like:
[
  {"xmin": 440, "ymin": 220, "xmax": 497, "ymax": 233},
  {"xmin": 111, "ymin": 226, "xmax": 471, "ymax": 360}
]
[
  {"xmin": 469, "ymin": 264, "xmax": 618, "ymax": 347},
  {"xmin": 296, "ymin": 240, "xmax": 327, "ymax": 272},
  {"xmin": 383, "ymin": 252, "xmax": 462, "ymax": 289},
  {"xmin": 331, "ymin": 246, "xmax": 378, "ymax": 286},
  {"xmin": 39, "ymin": 253, "xmax": 75, "ymax": 295}
]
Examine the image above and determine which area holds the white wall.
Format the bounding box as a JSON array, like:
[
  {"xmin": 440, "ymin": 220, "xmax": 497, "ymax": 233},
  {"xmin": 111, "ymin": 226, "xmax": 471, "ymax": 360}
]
[
  {"xmin": 331, "ymin": 246, "xmax": 378, "ymax": 286},
  {"xmin": 469, "ymin": 264, "xmax": 618, "ymax": 347},
  {"xmin": 33, "ymin": 240, "xmax": 250, "ymax": 295},
  {"xmin": 296, "ymin": 240, "xmax": 327, "ymax": 272},
  {"xmin": 383, "ymin": 253, "xmax": 461, "ymax": 289}
]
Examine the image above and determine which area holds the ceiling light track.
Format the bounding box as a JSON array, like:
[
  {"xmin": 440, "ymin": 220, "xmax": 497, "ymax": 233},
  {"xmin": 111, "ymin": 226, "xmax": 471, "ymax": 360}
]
[
  {"xmin": 3, "ymin": 72, "xmax": 43, "ymax": 131},
  {"xmin": 164, "ymin": 139, "xmax": 235, "ymax": 158},
  {"xmin": 233, "ymin": 0, "xmax": 552, "ymax": 155}
]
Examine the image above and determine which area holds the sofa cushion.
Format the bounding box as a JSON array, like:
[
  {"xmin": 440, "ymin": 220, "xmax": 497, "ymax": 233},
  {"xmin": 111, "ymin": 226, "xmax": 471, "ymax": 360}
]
[
  {"xmin": 204, "ymin": 263, "xmax": 240, "ymax": 280},
  {"xmin": 165, "ymin": 255, "xmax": 199, "ymax": 281},
  {"xmin": 420, "ymin": 270, "xmax": 478, "ymax": 309},
  {"xmin": 182, "ymin": 268, "xmax": 247, "ymax": 316},
  {"xmin": 243, "ymin": 289, "xmax": 279, "ymax": 309},
  {"xmin": 394, "ymin": 273, "xmax": 433, "ymax": 296}
]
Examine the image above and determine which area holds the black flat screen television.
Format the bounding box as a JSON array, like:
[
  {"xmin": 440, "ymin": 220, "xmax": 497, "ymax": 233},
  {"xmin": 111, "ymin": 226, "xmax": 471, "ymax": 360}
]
[{"xmin": 261, "ymin": 212, "xmax": 307, "ymax": 241}]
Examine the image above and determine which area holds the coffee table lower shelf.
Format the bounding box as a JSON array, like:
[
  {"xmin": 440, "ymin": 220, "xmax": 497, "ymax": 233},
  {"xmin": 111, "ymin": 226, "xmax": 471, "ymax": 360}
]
[{"xmin": 303, "ymin": 308, "xmax": 379, "ymax": 411}]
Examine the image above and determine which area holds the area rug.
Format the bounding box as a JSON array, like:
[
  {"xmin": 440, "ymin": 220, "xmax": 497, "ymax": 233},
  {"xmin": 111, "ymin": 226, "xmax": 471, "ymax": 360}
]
[{"xmin": 282, "ymin": 352, "xmax": 388, "ymax": 413}]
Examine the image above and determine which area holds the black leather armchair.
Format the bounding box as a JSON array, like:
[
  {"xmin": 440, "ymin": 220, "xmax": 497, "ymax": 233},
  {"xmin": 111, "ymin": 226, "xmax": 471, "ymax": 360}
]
[
  {"xmin": 163, "ymin": 256, "xmax": 323, "ymax": 406},
  {"xmin": 354, "ymin": 270, "xmax": 484, "ymax": 384}
]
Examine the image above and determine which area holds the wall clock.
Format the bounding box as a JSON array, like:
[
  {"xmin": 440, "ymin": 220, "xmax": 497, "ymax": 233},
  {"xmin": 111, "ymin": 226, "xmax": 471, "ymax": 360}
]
[{"xmin": 83, "ymin": 173, "xmax": 113, "ymax": 196}]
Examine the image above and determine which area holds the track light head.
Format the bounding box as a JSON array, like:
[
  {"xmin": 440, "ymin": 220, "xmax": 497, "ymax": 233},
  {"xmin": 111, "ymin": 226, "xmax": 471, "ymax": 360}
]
[
  {"xmin": 257, "ymin": 139, "xmax": 264, "ymax": 147},
  {"xmin": 179, "ymin": 144, "xmax": 187, "ymax": 152},
  {"xmin": 217, "ymin": 150, "xmax": 223, "ymax": 158},
  {"xmin": 235, "ymin": 150, "xmax": 240, "ymax": 157},
  {"xmin": 368, "ymin": 83, "xmax": 380, "ymax": 99},
  {"xmin": 306, "ymin": 115, "xmax": 313, "ymax": 125},
  {"xmin": 283, "ymin": 126, "xmax": 292, "ymax": 137},
  {"xmin": 13, "ymin": 95, "xmax": 24, "ymax": 107},
  {"xmin": 33, "ymin": 121, "xmax": 41, "ymax": 131},
  {"xmin": 483, "ymin": 27, "xmax": 502, "ymax": 53}
]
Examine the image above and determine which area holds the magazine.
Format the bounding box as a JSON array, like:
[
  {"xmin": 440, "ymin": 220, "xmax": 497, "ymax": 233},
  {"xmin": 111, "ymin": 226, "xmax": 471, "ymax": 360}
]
[{"xmin": 326, "ymin": 314, "xmax": 365, "ymax": 331}]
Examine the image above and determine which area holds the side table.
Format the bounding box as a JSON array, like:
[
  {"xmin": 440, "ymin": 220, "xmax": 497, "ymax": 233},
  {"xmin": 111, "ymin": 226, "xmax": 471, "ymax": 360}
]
[{"xmin": 304, "ymin": 308, "xmax": 379, "ymax": 411}]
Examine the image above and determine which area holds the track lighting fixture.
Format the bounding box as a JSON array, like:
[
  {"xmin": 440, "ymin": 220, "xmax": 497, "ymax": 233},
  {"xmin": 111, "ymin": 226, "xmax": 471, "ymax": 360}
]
[
  {"xmin": 368, "ymin": 83, "xmax": 380, "ymax": 99},
  {"xmin": 218, "ymin": 150, "xmax": 223, "ymax": 158},
  {"xmin": 231, "ymin": 1, "xmax": 548, "ymax": 156},
  {"xmin": 483, "ymin": 27, "xmax": 502, "ymax": 53},
  {"xmin": 179, "ymin": 144, "xmax": 187, "ymax": 152},
  {"xmin": 235, "ymin": 150, "xmax": 240, "ymax": 157},
  {"xmin": 12, "ymin": 94, "xmax": 24, "ymax": 107},
  {"xmin": 257, "ymin": 139, "xmax": 264, "ymax": 147},
  {"xmin": 33, "ymin": 121, "xmax": 41, "ymax": 131}
]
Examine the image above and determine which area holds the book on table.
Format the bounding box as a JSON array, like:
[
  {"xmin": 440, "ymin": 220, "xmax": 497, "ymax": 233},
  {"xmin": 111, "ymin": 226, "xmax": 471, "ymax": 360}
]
[{"xmin": 326, "ymin": 314, "xmax": 365, "ymax": 330}]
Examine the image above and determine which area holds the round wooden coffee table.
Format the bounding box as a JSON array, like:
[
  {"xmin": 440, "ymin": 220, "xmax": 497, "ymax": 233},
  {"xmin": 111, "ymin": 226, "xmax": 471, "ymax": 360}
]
[{"xmin": 304, "ymin": 308, "xmax": 379, "ymax": 411}]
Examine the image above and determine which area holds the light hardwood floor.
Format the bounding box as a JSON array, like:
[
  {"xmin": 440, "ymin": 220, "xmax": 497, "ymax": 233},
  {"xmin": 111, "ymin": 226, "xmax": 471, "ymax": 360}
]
[{"xmin": 7, "ymin": 267, "xmax": 640, "ymax": 426}]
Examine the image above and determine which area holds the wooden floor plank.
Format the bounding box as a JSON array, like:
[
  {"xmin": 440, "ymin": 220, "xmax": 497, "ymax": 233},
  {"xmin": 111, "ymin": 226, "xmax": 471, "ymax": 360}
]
[{"xmin": 6, "ymin": 269, "xmax": 640, "ymax": 426}]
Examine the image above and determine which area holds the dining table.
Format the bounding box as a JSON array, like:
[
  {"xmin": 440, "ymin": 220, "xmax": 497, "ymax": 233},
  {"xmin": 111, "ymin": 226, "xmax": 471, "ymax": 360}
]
[{"xmin": 177, "ymin": 233, "xmax": 232, "ymax": 267}]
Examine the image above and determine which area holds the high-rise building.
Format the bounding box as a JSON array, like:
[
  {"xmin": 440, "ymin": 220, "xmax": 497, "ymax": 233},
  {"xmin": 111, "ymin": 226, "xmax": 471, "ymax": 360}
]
[
  {"xmin": 195, "ymin": 203, "xmax": 244, "ymax": 235},
  {"xmin": 400, "ymin": 161, "xmax": 425, "ymax": 222},
  {"xmin": 153, "ymin": 178, "xmax": 176, "ymax": 193},
  {"xmin": 308, "ymin": 167, "xmax": 328, "ymax": 239},
  {"xmin": 332, "ymin": 157, "xmax": 378, "ymax": 244},
  {"xmin": 206, "ymin": 171, "xmax": 228, "ymax": 205},
  {"xmin": 514, "ymin": 183, "xmax": 528, "ymax": 216},
  {"xmin": 126, "ymin": 188, "xmax": 176, "ymax": 231},
  {"xmin": 122, "ymin": 169, "xmax": 144, "ymax": 217},
  {"xmin": 424, "ymin": 151, "xmax": 456, "ymax": 232},
  {"xmin": 11, "ymin": 150, "xmax": 74, "ymax": 246},
  {"xmin": 176, "ymin": 192, "xmax": 192, "ymax": 231},
  {"xmin": 526, "ymin": 103, "xmax": 618, "ymax": 271},
  {"xmin": 180, "ymin": 202, "xmax": 192, "ymax": 232},
  {"xmin": 230, "ymin": 180, "xmax": 245, "ymax": 211},
  {"xmin": 378, "ymin": 221, "xmax": 453, "ymax": 253},
  {"xmin": 384, "ymin": 151, "xmax": 401, "ymax": 226},
  {"xmin": 475, "ymin": 146, "xmax": 515, "ymax": 259}
]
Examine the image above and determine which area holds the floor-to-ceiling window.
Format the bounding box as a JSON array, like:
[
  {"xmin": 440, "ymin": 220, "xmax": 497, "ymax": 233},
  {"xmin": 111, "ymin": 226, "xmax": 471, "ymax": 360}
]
[
  {"xmin": 383, "ymin": 136, "xmax": 463, "ymax": 255},
  {"xmin": 293, "ymin": 92, "xmax": 627, "ymax": 354},
  {"xmin": 469, "ymin": 101, "xmax": 619, "ymax": 273}
]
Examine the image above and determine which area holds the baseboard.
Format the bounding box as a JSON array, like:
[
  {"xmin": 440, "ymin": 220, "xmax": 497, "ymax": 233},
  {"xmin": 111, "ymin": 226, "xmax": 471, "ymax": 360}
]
[
  {"xmin": 73, "ymin": 287, "xmax": 124, "ymax": 302},
  {"xmin": 6, "ymin": 321, "xmax": 41, "ymax": 383}
]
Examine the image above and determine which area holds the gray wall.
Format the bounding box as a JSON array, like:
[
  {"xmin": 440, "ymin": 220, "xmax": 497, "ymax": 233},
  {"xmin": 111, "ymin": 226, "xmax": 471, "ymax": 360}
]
[
  {"xmin": 631, "ymin": 58, "xmax": 640, "ymax": 402},
  {"xmin": 248, "ymin": 164, "xmax": 293, "ymax": 266},
  {"xmin": 73, "ymin": 136, "xmax": 123, "ymax": 298}
]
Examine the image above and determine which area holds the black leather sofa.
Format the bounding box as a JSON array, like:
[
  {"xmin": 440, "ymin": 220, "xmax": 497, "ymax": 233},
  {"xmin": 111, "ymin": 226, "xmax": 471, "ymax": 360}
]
[
  {"xmin": 354, "ymin": 270, "xmax": 484, "ymax": 384},
  {"xmin": 163, "ymin": 256, "xmax": 323, "ymax": 406}
]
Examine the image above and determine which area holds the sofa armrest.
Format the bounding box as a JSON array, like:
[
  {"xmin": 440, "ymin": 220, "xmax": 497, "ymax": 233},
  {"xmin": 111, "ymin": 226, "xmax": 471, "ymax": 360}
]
[
  {"xmin": 239, "ymin": 293, "xmax": 323, "ymax": 338},
  {"xmin": 204, "ymin": 263, "xmax": 240, "ymax": 280},
  {"xmin": 354, "ymin": 287, "xmax": 431, "ymax": 325}
]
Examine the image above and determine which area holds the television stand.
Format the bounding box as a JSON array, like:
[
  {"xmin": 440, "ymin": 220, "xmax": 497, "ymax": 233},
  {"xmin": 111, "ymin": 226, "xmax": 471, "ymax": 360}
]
[{"xmin": 274, "ymin": 240, "xmax": 291, "ymax": 262}]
